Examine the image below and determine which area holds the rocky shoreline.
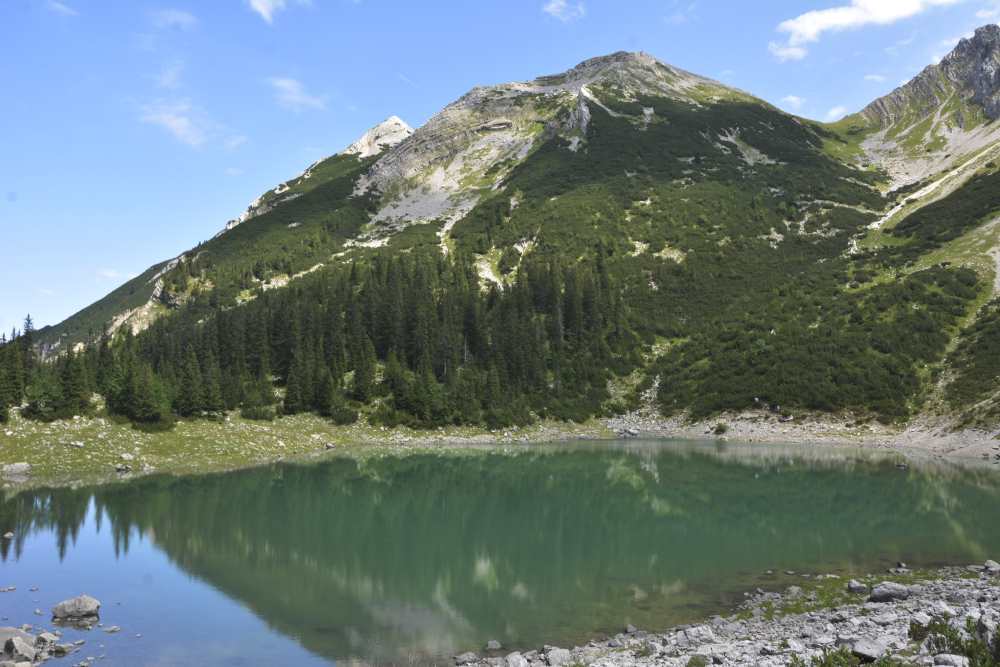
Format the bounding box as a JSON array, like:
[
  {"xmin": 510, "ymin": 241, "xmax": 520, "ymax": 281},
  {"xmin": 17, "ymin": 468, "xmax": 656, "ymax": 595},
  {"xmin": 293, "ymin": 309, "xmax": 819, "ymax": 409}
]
[
  {"xmin": 3, "ymin": 567, "xmax": 999, "ymax": 666},
  {"xmin": 453, "ymin": 563, "xmax": 1000, "ymax": 667}
]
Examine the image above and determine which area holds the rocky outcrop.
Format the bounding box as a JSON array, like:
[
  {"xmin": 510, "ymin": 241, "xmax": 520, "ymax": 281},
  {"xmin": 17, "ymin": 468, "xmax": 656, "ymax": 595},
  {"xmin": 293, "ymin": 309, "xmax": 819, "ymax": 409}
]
[
  {"xmin": 861, "ymin": 24, "xmax": 1000, "ymax": 129},
  {"xmin": 342, "ymin": 115, "xmax": 414, "ymax": 159}
]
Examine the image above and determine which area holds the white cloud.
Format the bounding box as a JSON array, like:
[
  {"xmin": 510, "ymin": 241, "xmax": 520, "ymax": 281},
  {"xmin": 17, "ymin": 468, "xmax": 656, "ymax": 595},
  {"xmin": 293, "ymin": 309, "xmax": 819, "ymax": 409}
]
[
  {"xmin": 781, "ymin": 95, "xmax": 806, "ymax": 110},
  {"xmin": 246, "ymin": 0, "xmax": 310, "ymax": 23},
  {"xmin": 151, "ymin": 8, "xmax": 198, "ymax": 30},
  {"xmin": 156, "ymin": 61, "xmax": 183, "ymax": 89},
  {"xmin": 771, "ymin": 0, "xmax": 960, "ymax": 61},
  {"xmin": 267, "ymin": 77, "xmax": 326, "ymax": 111},
  {"xmin": 768, "ymin": 41, "xmax": 808, "ymax": 61},
  {"xmin": 46, "ymin": 1, "xmax": 78, "ymax": 16},
  {"xmin": 864, "ymin": 73, "xmax": 887, "ymax": 81},
  {"xmin": 826, "ymin": 105, "xmax": 849, "ymax": 121},
  {"xmin": 543, "ymin": 0, "xmax": 586, "ymax": 22},
  {"xmin": 140, "ymin": 99, "xmax": 207, "ymax": 147}
]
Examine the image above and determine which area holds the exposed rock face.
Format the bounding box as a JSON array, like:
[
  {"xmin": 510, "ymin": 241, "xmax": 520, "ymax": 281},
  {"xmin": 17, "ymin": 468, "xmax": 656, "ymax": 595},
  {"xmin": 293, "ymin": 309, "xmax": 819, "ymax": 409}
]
[
  {"xmin": 342, "ymin": 115, "xmax": 414, "ymax": 159},
  {"xmin": 861, "ymin": 25, "xmax": 1000, "ymax": 128},
  {"xmin": 352, "ymin": 51, "xmax": 738, "ymax": 245}
]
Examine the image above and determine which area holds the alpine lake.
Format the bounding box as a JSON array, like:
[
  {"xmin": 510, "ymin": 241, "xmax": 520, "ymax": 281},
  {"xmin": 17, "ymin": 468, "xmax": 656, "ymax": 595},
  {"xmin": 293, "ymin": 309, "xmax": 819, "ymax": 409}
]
[{"xmin": 3, "ymin": 439, "xmax": 1000, "ymax": 665}]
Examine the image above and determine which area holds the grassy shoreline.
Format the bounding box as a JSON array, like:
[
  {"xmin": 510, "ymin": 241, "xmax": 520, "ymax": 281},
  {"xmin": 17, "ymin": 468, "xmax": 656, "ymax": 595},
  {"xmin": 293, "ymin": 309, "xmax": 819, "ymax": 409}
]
[
  {"xmin": 2, "ymin": 407, "xmax": 998, "ymax": 491},
  {"xmin": 0, "ymin": 411, "xmax": 617, "ymax": 490}
]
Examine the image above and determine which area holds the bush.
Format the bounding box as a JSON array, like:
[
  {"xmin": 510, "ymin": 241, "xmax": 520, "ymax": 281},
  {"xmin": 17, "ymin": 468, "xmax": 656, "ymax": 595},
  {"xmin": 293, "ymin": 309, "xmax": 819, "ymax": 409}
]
[{"xmin": 241, "ymin": 404, "xmax": 276, "ymax": 421}]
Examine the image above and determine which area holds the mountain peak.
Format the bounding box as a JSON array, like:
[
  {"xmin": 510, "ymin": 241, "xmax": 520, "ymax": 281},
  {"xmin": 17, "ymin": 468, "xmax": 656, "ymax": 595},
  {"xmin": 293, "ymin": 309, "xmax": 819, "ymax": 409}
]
[
  {"xmin": 342, "ymin": 116, "xmax": 414, "ymax": 159},
  {"xmin": 861, "ymin": 23, "xmax": 1000, "ymax": 128}
]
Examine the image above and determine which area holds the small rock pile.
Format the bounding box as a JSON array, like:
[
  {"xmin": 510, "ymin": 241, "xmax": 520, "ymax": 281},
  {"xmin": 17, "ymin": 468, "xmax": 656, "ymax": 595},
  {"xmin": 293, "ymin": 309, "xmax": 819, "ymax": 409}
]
[{"xmin": 1, "ymin": 595, "xmax": 101, "ymax": 665}]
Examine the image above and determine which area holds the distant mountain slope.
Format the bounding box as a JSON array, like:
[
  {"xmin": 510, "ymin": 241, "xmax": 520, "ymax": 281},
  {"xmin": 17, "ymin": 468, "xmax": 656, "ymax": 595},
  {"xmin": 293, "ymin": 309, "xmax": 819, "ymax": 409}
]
[{"xmin": 32, "ymin": 31, "xmax": 1000, "ymax": 429}]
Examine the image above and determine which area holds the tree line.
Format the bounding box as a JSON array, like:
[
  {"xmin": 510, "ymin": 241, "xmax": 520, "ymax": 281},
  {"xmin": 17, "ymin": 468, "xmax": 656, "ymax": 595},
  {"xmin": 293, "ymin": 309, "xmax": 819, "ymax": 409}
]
[{"xmin": 0, "ymin": 249, "xmax": 639, "ymax": 430}]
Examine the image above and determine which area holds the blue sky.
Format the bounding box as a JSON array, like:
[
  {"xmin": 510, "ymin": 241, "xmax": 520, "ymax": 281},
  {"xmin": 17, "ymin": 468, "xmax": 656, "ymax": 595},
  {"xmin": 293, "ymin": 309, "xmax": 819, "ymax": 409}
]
[{"xmin": 2, "ymin": 0, "xmax": 999, "ymax": 335}]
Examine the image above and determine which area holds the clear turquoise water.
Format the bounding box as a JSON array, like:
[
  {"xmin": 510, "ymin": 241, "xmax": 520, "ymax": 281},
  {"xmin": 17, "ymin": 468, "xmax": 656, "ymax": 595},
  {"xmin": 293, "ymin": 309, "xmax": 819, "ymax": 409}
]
[{"xmin": 2, "ymin": 440, "xmax": 1000, "ymax": 665}]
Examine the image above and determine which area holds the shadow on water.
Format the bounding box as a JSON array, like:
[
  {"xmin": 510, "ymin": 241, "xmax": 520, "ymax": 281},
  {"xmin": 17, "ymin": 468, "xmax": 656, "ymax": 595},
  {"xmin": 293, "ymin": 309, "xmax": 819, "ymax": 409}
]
[{"xmin": 2, "ymin": 439, "xmax": 1000, "ymax": 664}]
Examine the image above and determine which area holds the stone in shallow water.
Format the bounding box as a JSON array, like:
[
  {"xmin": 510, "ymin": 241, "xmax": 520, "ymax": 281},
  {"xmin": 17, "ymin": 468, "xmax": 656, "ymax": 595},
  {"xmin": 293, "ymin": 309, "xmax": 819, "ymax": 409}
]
[
  {"xmin": 4, "ymin": 635, "xmax": 37, "ymax": 662},
  {"xmin": 52, "ymin": 595, "xmax": 100, "ymax": 621},
  {"xmin": 847, "ymin": 579, "xmax": 868, "ymax": 594},
  {"xmin": 454, "ymin": 651, "xmax": 478, "ymax": 665}
]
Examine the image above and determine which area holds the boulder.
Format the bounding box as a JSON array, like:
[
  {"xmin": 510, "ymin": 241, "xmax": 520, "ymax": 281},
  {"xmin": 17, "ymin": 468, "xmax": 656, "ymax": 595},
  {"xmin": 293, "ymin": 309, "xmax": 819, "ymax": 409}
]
[
  {"xmin": 850, "ymin": 637, "xmax": 889, "ymax": 662},
  {"xmin": 933, "ymin": 655, "xmax": 970, "ymax": 667},
  {"xmin": 0, "ymin": 629, "xmax": 32, "ymax": 647},
  {"xmin": 3, "ymin": 636, "xmax": 36, "ymax": 662},
  {"xmin": 985, "ymin": 560, "xmax": 1000, "ymax": 574},
  {"xmin": 868, "ymin": 582, "xmax": 909, "ymax": 603},
  {"xmin": 52, "ymin": 595, "xmax": 100, "ymax": 621},
  {"xmin": 35, "ymin": 631, "xmax": 58, "ymax": 646},
  {"xmin": 847, "ymin": 579, "xmax": 868, "ymax": 594},
  {"xmin": 546, "ymin": 647, "xmax": 571, "ymax": 666},
  {"xmin": 454, "ymin": 652, "xmax": 478, "ymax": 665},
  {"xmin": 504, "ymin": 652, "xmax": 529, "ymax": 667},
  {"xmin": 485, "ymin": 639, "xmax": 502, "ymax": 651}
]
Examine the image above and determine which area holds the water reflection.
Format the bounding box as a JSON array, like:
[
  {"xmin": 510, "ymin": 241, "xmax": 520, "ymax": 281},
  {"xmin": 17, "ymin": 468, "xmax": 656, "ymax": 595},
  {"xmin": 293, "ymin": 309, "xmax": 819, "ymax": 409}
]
[{"xmin": 2, "ymin": 441, "xmax": 1000, "ymax": 664}]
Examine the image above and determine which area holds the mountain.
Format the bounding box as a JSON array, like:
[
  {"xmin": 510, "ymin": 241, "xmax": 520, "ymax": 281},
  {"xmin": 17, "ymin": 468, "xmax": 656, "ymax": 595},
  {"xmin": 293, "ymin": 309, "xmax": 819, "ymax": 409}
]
[
  {"xmin": 22, "ymin": 31, "xmax": 1000, "ymax": 430},
  {"xmin": 835, "ymin": 24, "xmax": 1000, "ymax": 187}
]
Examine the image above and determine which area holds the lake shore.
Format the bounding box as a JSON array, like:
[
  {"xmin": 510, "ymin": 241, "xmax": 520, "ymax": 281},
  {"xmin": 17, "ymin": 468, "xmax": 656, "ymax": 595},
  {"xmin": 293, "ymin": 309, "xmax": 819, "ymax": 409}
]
[
  {"xmin": 455, "ymin": 564, "xmax": 1000, "ymax": 667},
  {"xmin": 4, "ymin": 564, "xmax": 998, "ymax": 665},
  {"xmin": 2, "ymin": 408, "xmax": 999, "ymax": 490}
]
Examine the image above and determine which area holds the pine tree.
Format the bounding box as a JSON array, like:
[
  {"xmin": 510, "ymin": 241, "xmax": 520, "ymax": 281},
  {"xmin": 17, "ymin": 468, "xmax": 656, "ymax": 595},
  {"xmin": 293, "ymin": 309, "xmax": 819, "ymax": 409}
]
[
  {"xmin": 352, "ymin": 334, "xmax": 376, "ymax": 402},
  {"xmin": 175, "ymin": 346, "xmax": 205, "ymax": 417}
]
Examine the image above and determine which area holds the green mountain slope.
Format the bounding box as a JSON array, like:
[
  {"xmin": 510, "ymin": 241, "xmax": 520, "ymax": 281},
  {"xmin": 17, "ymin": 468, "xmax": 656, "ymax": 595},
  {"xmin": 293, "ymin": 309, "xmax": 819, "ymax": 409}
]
[{"xmin": 18, "ymin": 30, "xmax": 1000, "ymax": 430}]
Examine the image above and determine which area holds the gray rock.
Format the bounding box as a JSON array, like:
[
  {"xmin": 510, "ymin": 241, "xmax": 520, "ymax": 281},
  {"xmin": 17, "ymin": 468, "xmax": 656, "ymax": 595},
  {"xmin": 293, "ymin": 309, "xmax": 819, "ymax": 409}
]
[
  {"xmin": 3, "ymin": 636, "xmax": 36, "ymax": 662},
  {"xmin": 869, "ymin": 581, "xmax": 909, "ymax": 603},
  {"xmin": 545, "ymin": 647, "xmax": 571, "ymax": 666},
  {"xmin": 35, "ymin": 632, "xmax": 58, "ymax": 646},
  {"xmin": 52, "ymin": 595, "xmax": 100, "ymax": 621},
  {"xmin": 0, "ymin": 630, "xmax": 32, "ymax": 648},
  {"xmin": 931, "ymin": 600, "xmax": 957, "ymax": 618},
  {"xmin": 985, "ymin": 560, "xmax": 1000, "ymax": 574},
  {"xmin": 454, "ymin": 652, "xmax": 478, "ymax": 665},
  {"xmin": 504, "ymin": 652, "xmax": 529, "ymax": 667},
  {"xmin": 850, "ymin": 637, "xmax": 889, "ymax": 662},
  {"xmin": 933, "ymin": 655, "xmax": 970, "ymax": 667},
  {"xmin": 847, "ymin": 579, "xmax": 868, "ymax": 594},
  {"xmin": 0, "ymin": 464, "xmax": 30, "ymax": 481}
]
